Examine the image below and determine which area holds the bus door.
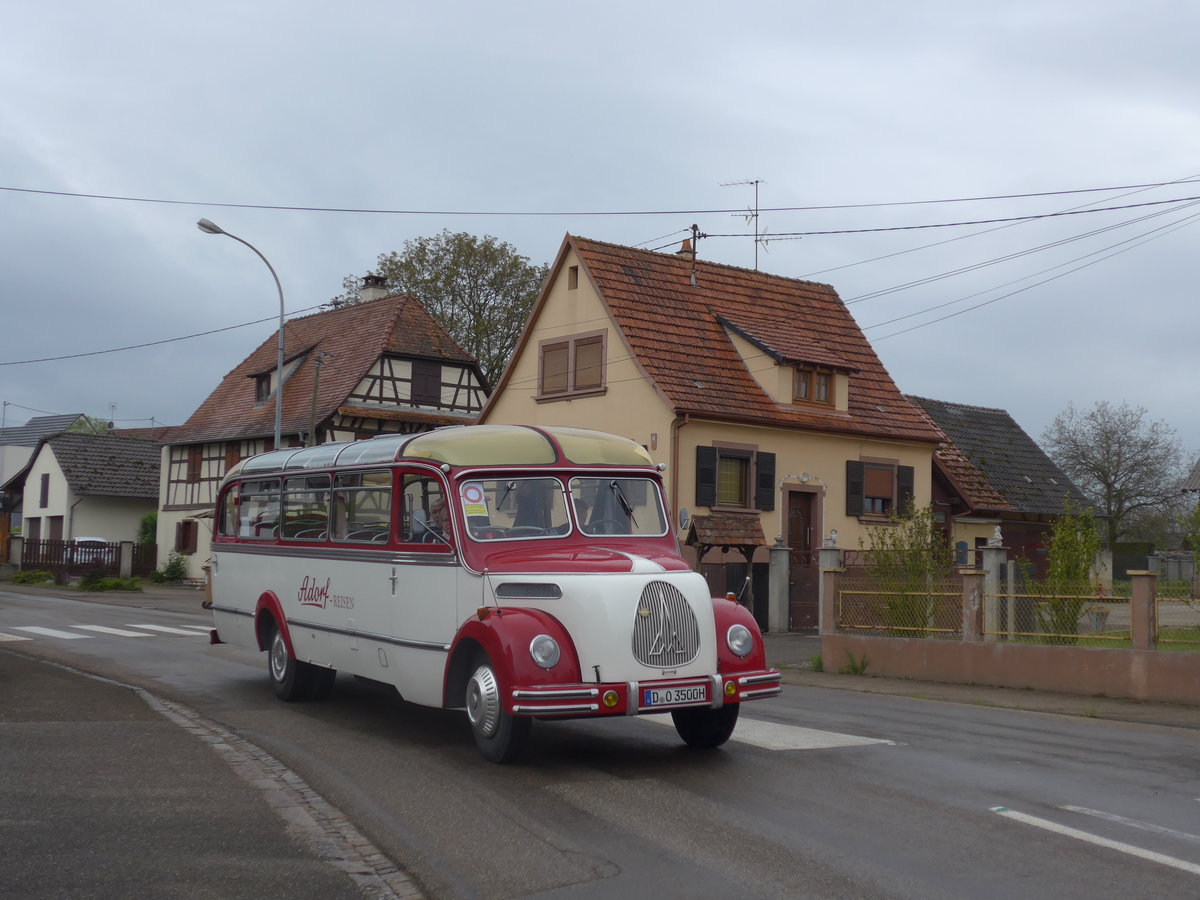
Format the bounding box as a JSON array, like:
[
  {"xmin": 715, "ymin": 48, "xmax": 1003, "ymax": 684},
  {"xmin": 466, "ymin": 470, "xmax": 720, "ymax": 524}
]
[{"xmin": 392, "ymin": 470, "xmax": 460, "ymax": 649}]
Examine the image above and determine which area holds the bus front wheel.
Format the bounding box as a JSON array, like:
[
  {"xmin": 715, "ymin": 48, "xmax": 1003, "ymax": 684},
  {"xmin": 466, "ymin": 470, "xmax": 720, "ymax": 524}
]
[
  {"xmin": 671, "ymin": 704, "xmax": 740, "ymax": 749},
  {"xmin": 465, "ymin": 660, "xmax": 531, "ymax": 764}
]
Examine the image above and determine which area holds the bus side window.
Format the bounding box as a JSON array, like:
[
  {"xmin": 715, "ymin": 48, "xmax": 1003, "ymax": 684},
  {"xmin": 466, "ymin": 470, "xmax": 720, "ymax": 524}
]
[
  {"xmin": 239, "ymin": 478, "xmax": 281, "ymax": 539},
  {"xmin": 282, "ymin": 475, "xmax": 331, "ymax": 541},
  {"xmin": 332, "ymin": 471, "xmax": 392, "ymax": 543},
  {"xmin": 402, "ymin": 474, "xmax": 449, "ymax": 545}
]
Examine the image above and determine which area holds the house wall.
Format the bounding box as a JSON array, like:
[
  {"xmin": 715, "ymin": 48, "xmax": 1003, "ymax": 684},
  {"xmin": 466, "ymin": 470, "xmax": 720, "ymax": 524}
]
[
  {"xmin": 20, "ymin": 448, "xmax": 68, "ymax": 536},
  {"xmin": 483, "ymin": 248, "xmax": 936, "ymax": 562},
  {"xmin": 483, "ymin": 246, "xmax": 670, "ymax": 454},
  {"xmin": 72, "ymin": 496, "xmax": 156, "ymax": 542}
]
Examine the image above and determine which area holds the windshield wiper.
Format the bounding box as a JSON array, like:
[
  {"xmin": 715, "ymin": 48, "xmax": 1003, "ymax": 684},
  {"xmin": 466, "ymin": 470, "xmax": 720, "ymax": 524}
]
[{"xmin": 609, "ymin": 480, "xmax": 638, "ymax": 528}]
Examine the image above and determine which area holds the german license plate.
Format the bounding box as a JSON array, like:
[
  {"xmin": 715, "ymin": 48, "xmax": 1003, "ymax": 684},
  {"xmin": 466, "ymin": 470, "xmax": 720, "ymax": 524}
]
[{"xmin": 642, "ymin": 685, "xmax": 707, "ymax": 707}]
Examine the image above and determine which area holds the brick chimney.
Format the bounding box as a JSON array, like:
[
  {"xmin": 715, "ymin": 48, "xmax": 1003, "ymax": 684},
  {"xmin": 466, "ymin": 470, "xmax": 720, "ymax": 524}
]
[
  {"xmin": 676, "ymin": 238, "xmax": 695, "ymax": 261},
  {"xmin": 360, "ymin": 274, "xmax": 389, "ymax": 303}
]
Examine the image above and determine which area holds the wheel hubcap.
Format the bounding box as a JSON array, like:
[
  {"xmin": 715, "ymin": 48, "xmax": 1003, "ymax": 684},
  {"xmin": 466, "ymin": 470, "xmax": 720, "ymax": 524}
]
[
  {"xmin": 466, "ymin": 665, "xmax": 500, "ymax": 738},
  {"xmin": 270, "ymin": 633, "xmax": 288, "ymax": 682}
]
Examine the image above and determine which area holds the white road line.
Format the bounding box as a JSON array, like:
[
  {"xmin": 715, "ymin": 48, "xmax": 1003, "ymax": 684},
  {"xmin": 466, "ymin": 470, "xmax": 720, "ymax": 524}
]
[
  {"xmin": 1062, "ymin": 806, "xmax": 1200, "ymax": 846},
  {"xmin": 0, "ymin": 631, "xmax": 33, "ymax": 642},
  {"xmin": 992, "ymin": 807, "xmax": 1200, "ymax": 877},
  {"xmin": 73, "ymin": 625, "xmax": 154, "ymax": 638},
  {"xmin": 641, "ymin": 714, "xmax": 894, "ymax": 750},
  {"xmin": 13, "ymin": 626, "xmax": 94, "ymax": 640},
  {"xmin": 125, "ymin": 624, "xmax": 207, "ymax": 635},
  {"xmin": 176, "ymin": 625, "xmax": 214, "ymax": 633}
]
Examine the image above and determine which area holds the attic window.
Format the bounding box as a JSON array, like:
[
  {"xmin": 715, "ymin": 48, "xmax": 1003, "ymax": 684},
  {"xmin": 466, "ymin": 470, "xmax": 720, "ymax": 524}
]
[
  {"xmin": 794, "ymin": 367, "xmax": 833, "ymax": 407},
  {"xmin": 568, "ymin": 265, "xmax": 579, "ymax": 290},
  {"xmin": 255, "ymin": 374, "xmax": 271, "ymax": 403},
  {"xmin": 537, "ymin": 331, "xmax": 606, "ymax": 400}
]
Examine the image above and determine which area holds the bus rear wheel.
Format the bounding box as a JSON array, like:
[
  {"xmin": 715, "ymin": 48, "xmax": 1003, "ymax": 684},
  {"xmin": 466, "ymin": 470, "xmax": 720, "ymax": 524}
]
[
  {"xmin": 268, "ymin": 623, "xmax": 314, "ymax": 702},
  {"xmin": 465, "ymin": 660, "xmax": 531, "ymax": 764},
  {"xmin": 671, "ymin": 704, "xmax": 740, "ymax": 749}
]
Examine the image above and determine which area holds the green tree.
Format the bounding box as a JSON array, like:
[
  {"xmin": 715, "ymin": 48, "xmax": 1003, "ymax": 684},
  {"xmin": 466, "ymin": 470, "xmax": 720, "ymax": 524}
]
[
  {"xmin": 861, "ymin": 503, "xmax": 955, "ymax": 637},
  {"xmin": 136, "ymin": 511, "xmax": 157, "ymax": 545},
  {"xmin": 1041, "ymin": 401, "xmax": 1186, "ymax": 546},
  {"xmin": 1037, "ymin": 498, "xmax": 1103, "ymax": 644},
  {"xmin": 334, "ymin": 230, "xmax": 548, "ymax": 388}
]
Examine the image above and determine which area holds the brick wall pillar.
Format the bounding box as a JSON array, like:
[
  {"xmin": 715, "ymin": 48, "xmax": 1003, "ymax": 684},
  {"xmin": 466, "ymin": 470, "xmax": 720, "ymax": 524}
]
[
  {"xmin": 1128, "ymin": 570, "xmax": 1157, "ymax": 651},
  {"xmin": 820, "ymin": 568, "xmax": 843, "ymax": 636},
  {"xmin": 961, "ymin": 570, "xmax": 985, "ymax": 642}
]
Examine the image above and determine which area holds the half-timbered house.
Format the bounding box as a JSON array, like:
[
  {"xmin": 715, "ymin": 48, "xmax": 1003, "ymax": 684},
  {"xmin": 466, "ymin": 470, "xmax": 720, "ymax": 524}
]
[{"xmin": 158, "ymin": 292, "xmax": 487, "ymax": 577}]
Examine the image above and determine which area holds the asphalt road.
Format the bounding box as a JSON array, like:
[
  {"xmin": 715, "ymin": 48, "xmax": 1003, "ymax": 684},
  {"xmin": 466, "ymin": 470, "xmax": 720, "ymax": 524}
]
[{"xmin": 3, "ymin": 582, "xmax": 1200, "ymax": 899}]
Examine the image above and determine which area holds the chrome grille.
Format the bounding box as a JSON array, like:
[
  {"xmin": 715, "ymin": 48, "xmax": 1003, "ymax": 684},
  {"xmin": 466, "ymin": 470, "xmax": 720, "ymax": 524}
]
[
  {"xmin": 631, "ymin": 581, "xmax": 700, "ymax": 667},
  {"xmin": 495, "ymin": 582, "xmax": 562, "ymax": 599}
]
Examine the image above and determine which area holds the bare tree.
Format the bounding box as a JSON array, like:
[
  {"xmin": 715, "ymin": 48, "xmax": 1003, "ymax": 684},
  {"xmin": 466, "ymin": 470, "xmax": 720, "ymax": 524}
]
[
  {"xmin": 1041, "ymin": 401, "xmax": 1186, "ymax": 545},
  {"xmin": 333, "ymin": 230, "xmax": 548, "ymax": 388}
]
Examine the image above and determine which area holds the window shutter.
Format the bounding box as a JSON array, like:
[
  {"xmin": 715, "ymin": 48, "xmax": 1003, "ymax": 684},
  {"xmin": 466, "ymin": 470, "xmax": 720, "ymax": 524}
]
[
  {"xmin": 695, "ymin": 446, "xmax": 717, "ymax": 508},
  {"xmin": 897, "ymin": 465, "xmax": 915, "ymax": 512},
  {"xmin": 846, "ymin": 460, "xmax": 864, "ymax": 517},
  {"xmin": 754, "ymin": 451, "xmax": 776, "ymax": 511},
  {"xmin": 574, "ymin": 336, "xmax": 604, "ymax": 390},
  {"xmin": 541, "ymin": 343, "xmax": 569, "ymax": 394}
]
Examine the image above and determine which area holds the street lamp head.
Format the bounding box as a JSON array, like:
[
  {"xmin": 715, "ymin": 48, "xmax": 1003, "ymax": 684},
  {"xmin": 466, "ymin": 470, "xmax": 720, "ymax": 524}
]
[{"xmin": 196, "ymin": 218, "xmax": 224, "ymax": 235}]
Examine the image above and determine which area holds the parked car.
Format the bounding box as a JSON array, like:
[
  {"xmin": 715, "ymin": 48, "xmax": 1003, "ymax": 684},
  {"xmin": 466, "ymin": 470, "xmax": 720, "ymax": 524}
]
[{"xmin": 70, "ymin": 537, "xmax": 114, "ymax": 565}]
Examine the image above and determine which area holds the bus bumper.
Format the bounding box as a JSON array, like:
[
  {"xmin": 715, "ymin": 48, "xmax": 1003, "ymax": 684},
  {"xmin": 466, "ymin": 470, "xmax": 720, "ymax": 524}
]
[{"xmin": 508, "ymin": 668, "xmax": 781, "ymax": 718}]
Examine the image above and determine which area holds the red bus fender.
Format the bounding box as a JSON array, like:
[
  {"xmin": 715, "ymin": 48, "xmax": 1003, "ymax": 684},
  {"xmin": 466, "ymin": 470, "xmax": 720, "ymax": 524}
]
[
  {"xmin": 253, "ymin": 591, "xmax": 292, "ymax": 655},
  {"xmin": 443, "ymin": 607, "xmax": 582, "ymax": 709},
  {"xmin": 710, "ymin": 595, "xmax": 769, "ymax": 674}
]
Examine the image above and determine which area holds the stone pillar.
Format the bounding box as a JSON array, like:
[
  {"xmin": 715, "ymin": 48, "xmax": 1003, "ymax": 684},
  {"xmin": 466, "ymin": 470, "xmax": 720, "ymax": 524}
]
[
  {"xmin": 767, "ymin": 537, "xmax": 790, "ymax": 633},
  {"xmin": 820, "ymin": 568, "xmax": 843, "ymax": 636},
  {"xmin": 817, "ymin": 546, "xmax": 842, "ymax": 635},
  {"xmin": 1128, "ymin": 570, "xmax": 1157, "ymax": 651},
  {"xmin": 119, "ymin": 541, "xmax": 134, "ymax": 579},
  {"xmin": 960, "ymin": 570, "xmax": 984, "ymax": 642},
  {"xmin": 980, "ymin": 545, "xmax": 1008, "ymax": 641},
  {"xmin": 10, "ymin": 535, "xmax": 23, "ymax": 566}
]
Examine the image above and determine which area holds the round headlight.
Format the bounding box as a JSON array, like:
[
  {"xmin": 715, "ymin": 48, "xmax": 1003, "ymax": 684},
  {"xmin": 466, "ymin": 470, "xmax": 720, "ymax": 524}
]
[
  {"xmin": 529, "ymin": 634, "xmax": 561, "ymax": 669},
  {"xmin": 726, "ymin": 623, "xmax": 754, "ymax": 658}
]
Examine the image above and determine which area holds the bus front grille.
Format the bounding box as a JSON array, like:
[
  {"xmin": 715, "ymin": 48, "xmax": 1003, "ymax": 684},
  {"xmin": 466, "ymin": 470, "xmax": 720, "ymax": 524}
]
[{"xmin": 631, "ymin": 581, "xmax": 700, "ymax": 667}]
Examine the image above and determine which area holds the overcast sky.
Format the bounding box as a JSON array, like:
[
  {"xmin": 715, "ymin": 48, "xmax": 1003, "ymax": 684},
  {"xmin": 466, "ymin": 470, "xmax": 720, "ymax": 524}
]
[{"xmin": 3, "ymin": 1, "xmax": 1197, "ymax": 459}]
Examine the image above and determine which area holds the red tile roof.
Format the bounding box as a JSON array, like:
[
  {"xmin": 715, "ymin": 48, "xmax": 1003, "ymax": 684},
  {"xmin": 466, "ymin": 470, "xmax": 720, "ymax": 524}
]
[
  {"xmin": 169, "ymin": 295, "xmax": 478, "ymax": 444},
  {"xmin": 561, "ymin": 237, "xmax": 941, "ymax": 443}
]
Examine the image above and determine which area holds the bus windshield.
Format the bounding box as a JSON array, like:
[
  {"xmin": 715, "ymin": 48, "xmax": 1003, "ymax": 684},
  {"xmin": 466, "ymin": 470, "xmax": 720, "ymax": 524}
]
[
  {"xmin": 570, "ymin": 477, "xmax": 668, "ymax": 537},
  {"xmin": 460, "ymin": 478, "xmax": 571, "ymax": 541}
]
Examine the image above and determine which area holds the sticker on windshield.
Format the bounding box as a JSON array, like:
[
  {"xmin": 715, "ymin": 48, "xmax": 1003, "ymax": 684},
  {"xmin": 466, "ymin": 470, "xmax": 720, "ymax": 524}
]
[{"xmin": 460, "ymin": 482, "xmax": 488, "ymax": 518}]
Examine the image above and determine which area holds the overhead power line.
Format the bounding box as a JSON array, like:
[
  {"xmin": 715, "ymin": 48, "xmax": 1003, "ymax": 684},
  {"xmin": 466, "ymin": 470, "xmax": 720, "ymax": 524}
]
[
  {"xmin": 0, "ymin": 304, "xmax": 325, "ymax": 367},
  {"xmin": 2, "ymin": 179, "xmax": 1198, "ymax": 218}
]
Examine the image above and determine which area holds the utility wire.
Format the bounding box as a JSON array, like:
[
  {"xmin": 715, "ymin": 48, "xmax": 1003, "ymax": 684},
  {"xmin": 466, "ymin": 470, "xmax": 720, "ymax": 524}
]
[
  {"xmin": 3, "ymin": 179, "xmax": 1199, "ymax": 218},
  {"xmin": 0, "ymin": 304, "xmax": 325, "ymax": 366}
]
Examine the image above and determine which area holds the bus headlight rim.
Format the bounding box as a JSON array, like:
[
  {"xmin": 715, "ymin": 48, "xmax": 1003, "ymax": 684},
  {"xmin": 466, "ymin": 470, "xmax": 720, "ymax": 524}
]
[
  {"xmin": 529, "ymin": 633, "xmax": 561, "ymax": 669},
  {"xmin": 726, "ymin": 623, "xmax": 754, "ymax": 658}
]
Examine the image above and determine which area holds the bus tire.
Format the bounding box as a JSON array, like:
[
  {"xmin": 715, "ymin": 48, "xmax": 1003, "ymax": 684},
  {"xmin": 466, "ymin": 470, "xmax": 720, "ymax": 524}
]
[
  {"xmin": 465, "ymin": 659, "xmax": 531, "ymax": 764},
  {"xmin": 671, "ymin": 704, "xmax": 740, "ymax": 749},
  {"xmin": 267, "ymin": 623, "xmax": 312, "ymax": 702}
]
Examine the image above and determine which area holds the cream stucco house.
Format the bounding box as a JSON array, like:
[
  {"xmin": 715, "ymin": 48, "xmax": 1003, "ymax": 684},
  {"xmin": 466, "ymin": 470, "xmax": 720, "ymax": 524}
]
[{"xmin": 479, "ymin": 235, "xmax": 945, "ymax": 629}]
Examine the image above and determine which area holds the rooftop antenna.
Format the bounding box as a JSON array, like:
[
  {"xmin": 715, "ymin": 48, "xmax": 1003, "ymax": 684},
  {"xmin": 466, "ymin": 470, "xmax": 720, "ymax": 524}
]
[{"xmin": 721, "ymin": 179, "xmax": 766, "ymax": 269}]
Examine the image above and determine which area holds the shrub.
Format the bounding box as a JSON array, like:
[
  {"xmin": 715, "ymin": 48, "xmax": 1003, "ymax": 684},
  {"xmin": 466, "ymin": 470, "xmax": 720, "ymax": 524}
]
[
  {"xmin": 13, "ymin": 570, "xmax": 54, "ymax": 585},
  {"xmin": 148, "ymin": 551, "xmax": 188, "ymax": 584}
]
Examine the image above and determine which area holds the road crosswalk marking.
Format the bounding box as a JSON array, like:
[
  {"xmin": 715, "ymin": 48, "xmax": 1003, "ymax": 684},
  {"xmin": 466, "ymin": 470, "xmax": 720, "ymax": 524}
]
[
  {"xmin": 640, "ymin": 712, "xmax": 895, "ymax": 750},
  {"xmin": 73, "ymin": 625, "xmax": 154, "ymax": 638},
  {"xmin": 13, "ymin": 626, "xmax": 94, "ymax": 640},
  {"xmin": 126, "ymin": 623, "xmax": 206, "ymax": 635},
  {"xmin": 0, "ymin": 623, "xmax": 211, "ymax": 642}
]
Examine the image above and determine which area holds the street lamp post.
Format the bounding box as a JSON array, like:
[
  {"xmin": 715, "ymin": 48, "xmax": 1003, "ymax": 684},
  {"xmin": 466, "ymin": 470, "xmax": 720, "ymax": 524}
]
[{"xmin": 196, "ymin": 218, "xmax": 285, "ymax": 450}]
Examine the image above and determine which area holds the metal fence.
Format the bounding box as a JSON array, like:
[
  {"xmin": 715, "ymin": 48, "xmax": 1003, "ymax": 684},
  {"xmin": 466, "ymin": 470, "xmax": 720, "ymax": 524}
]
[
  {"xmin": 981, "ymin": 591, "xmax": 1129, "ymax": 645},
  {"xmin": 836, "ymin": 571, "xmax": 965, "ymax": 639},
  {"xmin": 18, "ymin": 539, "xmax": 157, "ymax": 580}
]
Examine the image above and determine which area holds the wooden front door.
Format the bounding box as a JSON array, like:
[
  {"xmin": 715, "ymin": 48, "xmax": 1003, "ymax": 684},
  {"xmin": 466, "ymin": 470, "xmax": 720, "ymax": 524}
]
[{"xmin": 787, "ymin": 491, "xmax": 819, "ymax": 630}]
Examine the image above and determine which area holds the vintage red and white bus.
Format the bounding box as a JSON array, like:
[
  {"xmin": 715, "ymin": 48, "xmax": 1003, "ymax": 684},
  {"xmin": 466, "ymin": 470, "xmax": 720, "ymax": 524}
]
[{"xmin": 209, "ymin": 424, "xmax": 781, "ymax": 762}]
